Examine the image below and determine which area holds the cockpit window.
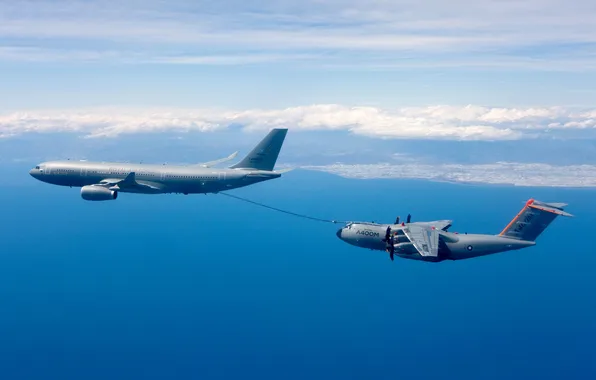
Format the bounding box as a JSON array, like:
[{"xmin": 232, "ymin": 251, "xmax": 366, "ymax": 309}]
[{"xmin": 35, "ymin": 166, "xmax": 40, "ymax": 169}]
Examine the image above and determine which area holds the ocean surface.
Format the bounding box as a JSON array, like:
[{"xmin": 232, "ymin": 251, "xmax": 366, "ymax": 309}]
[{"xmin": 1, "ymin": 167, "xmax": 595, "ymax": 379}]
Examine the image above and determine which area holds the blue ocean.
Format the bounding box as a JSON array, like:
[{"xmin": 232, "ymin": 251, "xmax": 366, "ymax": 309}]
[{"xmin": 1, "ymin": 167, "xmax": 595, "ymax": 379}]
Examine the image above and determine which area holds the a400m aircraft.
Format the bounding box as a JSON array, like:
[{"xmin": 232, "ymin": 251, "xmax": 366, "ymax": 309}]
[
  {"xmin": 29, "ymin": 128, "xmax": 289, "ymax": 201},
  {"xmin": 336, "ymin": 199, "xmax": 572, "ymax": 262}
]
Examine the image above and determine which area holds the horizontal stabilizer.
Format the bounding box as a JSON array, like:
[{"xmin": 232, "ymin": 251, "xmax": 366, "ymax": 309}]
[
  {"xmin": 529, "ymin": 200, "xmax": 573, "ymax": 217},
  {"xmin": 539, "ymin": 201, "xmax": 567, "ymax": 209},
  {"xmin": 274, "ymin": 167, "xmax": 294, "ymax": 174}
]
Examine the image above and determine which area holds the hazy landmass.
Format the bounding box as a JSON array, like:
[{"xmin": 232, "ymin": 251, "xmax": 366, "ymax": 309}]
[{"xmin": 302, "ymin": 162, "xmax": 596, "ymax": 188}]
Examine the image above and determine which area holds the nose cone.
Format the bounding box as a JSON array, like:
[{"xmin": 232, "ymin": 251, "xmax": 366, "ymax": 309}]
[
  {"xmin": 336, "ymin": 228, "xmax": 343, "ymax": 239},
  {"xmin": 29, "ymin": 167, "xmax": 42, "ymax": 179}
]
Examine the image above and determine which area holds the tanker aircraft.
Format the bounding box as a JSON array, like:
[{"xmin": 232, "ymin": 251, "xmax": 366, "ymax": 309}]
[
  {"xmin": 29, "ymin": 128, "xmax": 289, "ymax": 201},
  {"xmin": 336, "ymin": 199, "xmax": 572, "ymax": 262}
]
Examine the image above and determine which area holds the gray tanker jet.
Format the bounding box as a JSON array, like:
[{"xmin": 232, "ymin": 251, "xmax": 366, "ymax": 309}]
[
  {"xmin": 29, "ymin": 128, "xmax": 289, "ymax": 201},
  {"xmin": 336, "ymin": 199, "xmax": 572, "ymax": 262}
]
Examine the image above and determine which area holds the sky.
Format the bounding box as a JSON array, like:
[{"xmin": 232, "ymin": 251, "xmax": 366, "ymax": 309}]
[
  {"xmin": 2, "ymin": 0, "xmax": 596, "ymax": 111},
  {"xmin": 2, "ymin": 0, "xmax": 596, "ymax": 188}
]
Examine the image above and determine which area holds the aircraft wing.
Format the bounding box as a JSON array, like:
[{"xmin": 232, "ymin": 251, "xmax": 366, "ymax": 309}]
[
  {"xmin": 99, "ymin": 172, "xmax": 163, "ymax": 192},
  {"xmin": 402, "ymin": 224, "xmax": 440, "ymax": 257},
  {"xmin": 194, "ymin": 151, "xmax": 238, "ymax": 168},
  {"xmin": 413, "ymin": 220, "xmax": 452, "ymax": 231}
]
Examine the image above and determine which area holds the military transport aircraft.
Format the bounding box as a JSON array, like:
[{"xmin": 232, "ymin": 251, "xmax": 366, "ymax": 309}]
[
  {"xmin": 335, "ymin": 199, "xmax": 572, "ymax": 262},
  {"xmin": 29, "ymin": 128, "xmax": 289, "ymax": 201}
]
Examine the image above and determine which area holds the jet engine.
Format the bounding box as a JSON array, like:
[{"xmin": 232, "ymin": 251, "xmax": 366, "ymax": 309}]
[{"xmin": 80, "ymin": 185, "xmax": 118, "ymax": 201}]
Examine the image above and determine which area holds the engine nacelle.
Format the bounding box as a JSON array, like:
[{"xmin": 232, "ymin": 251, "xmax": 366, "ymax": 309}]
[{"xmin": 81, "ymin": 185, "xmax": 118, "ymax": 201}]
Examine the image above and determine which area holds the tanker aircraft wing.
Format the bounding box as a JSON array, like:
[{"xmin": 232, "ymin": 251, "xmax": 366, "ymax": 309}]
[
  {"xmin": 99, "ymin": 172, "xmax": 163, "ymax": 192},
  {"xmin": 194, "ymin": 152, "xmax": 238, "ymax": 168}
]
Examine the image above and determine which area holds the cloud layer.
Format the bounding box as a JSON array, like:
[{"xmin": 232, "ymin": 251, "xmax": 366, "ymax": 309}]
[
  {"xmin": 1, "ymin": 0, "xmax": 596, "ymax": 70},
  {"xmin": 1, "ymin": 105, "xmax": 595, "ymax": 141}
]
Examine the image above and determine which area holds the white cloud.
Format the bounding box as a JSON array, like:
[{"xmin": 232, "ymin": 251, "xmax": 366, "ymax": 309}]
[
  {"xmin": 0, "ymin": 108, "xmax": 223, "ymax": 138},
  {"xmin": 302, "ymin": 162, "xmax": 596, "ymax": 187},
  {"xmin": 1, "ymin": 104, "xmax": 596, "ymax": 140}
]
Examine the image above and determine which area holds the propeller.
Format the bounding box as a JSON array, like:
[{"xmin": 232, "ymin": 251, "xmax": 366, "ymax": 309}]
[
  {"xmin": 384, "ymin": 226, "xmax": 395, "ymax": 261},
  {"xmin": 384, "ymin": 226, "xmax": 391, "ymax": 242}
]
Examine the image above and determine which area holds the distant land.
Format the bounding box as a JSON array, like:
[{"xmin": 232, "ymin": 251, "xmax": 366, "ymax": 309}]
[{"xmin": 302, "ymin": 162, "xmax": 596, "ymax": 188}]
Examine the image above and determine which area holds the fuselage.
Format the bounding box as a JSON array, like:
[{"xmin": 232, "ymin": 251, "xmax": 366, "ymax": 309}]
[
  {"xmin": 336, "ymin": 222, "xmax": 535, "ymax": 261},
  {"xmin": 29, "ymin": 160, "xmax": 281, "ymax": 195}
]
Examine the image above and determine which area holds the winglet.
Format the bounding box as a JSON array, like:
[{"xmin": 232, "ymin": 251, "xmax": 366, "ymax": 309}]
[{"xmin": 123, "ymin": 171, "xmax": 136, "ymax": 183}]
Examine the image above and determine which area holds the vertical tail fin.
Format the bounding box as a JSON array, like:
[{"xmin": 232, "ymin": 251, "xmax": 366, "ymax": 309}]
[
  {"xmin": 229, "ymin": 128, "xmax": 288, "ymax": 171},
  {"xmin": 499, "ymin": 199, "xmax": 573, "ymax": 241}
]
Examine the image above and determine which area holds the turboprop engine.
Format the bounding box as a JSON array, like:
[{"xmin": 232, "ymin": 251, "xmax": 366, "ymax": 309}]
[{"xmin": 80, "ymin": 185, "xmax": 118, "ymax": 201}]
